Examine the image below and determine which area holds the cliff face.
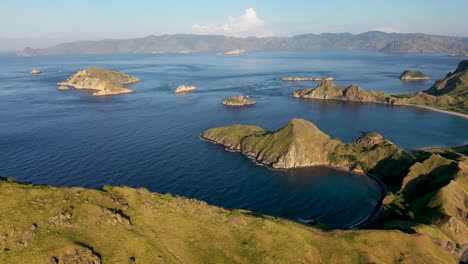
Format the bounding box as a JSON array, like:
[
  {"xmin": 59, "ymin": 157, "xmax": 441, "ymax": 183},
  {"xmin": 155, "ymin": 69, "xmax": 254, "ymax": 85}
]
[
  {"xmin": 202, "ymin": 118, "xmax": 407, "ymax": 171},
  {"xmin": 58, "ymin": 67, "xmax": 139, "ymax": 96}
]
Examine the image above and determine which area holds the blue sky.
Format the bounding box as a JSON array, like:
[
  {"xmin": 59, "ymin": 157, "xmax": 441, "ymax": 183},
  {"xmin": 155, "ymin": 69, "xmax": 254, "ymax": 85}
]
[{"xmin": 1, "ymin": 0, "xmax": 467, "ymax": 49}]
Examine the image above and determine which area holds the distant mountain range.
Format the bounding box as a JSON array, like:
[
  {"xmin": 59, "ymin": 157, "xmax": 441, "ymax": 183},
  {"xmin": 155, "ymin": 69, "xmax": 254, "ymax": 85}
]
[{"xmin": 18, "ymin": 31, "xmax": 468, "ymax": 56}]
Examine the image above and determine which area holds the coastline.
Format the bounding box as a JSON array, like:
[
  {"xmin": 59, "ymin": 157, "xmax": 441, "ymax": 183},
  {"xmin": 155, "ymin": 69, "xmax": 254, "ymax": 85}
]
[
  {"xmin": 293, "ymin": 96, "xmax": 468, "ymax": 119},
  {"xmin": 399, "ymin": 103, "xmax": 468, "ymax": 119},
  {"xmin": 353, "ymin": 173, "xmax": 387, "ymax": 228}
]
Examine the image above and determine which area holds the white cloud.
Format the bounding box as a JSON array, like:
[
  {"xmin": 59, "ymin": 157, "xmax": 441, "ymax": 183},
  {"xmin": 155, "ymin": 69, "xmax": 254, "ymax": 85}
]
[
  {"xmin": 374, "ymin": 26, "xmax": 399, "ymax": 33},
  {"xmin": 192, "ymin": 8, "xmax": 273, "ymax": 37}
]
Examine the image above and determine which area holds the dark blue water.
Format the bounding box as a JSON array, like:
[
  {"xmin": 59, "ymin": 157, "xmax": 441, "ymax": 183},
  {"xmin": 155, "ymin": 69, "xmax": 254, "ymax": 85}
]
[{"xmin": 1, "ymin": 51, "xmax": 467, "ymax": 228}]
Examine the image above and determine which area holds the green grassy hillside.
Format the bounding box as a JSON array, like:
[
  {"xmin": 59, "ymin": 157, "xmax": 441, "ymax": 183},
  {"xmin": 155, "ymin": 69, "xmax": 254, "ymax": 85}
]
[{"xmin": 0, "ymin": 179, "xmax": 457, "ymax": 264}]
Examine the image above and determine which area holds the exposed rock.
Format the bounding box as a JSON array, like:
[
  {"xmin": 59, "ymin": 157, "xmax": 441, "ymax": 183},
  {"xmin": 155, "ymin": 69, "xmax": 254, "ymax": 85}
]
[
  {"xmin": 57, "ymin": 67, "xmax": 139, "ymax": 96},
  {"xmin": 282, "ymin": 76, "xmax": 334, "ymax": 81},
  {"xmin": 400, "ymin": 70, "xmax": 430, "ymax": 80},
  {"xmin": 58, "ymin": 85, "xmax": 69, "ymax": 91},
  {"xmin": 175, "ymin": 85, "xmax": 196, "ymax": 93},
  {"xmin": 222, "ymin": 96, "xmax": 255, "ymax": 106},
  {"xmin": 31, "ymin": 69, "xmax": 41, "ymax": 74},
  {"xmin": 224, "ymin": 49, "xmax": 247, "ymax": 55}
]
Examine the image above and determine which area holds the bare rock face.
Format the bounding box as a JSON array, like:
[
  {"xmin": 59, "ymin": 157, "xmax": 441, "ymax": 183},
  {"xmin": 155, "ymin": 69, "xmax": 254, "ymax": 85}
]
[
  {"xmin": 31, "ymin": 69, "xmax": 41, "ymax": 74},
  {"xmin": 175, "ymin": 85, "xmax": 196, "ymax": 93},
  {"xmin": 57, "ymin": 67, "xmax": 139, "ymax": 96},
  {"xmin": 222, "ymin": 96, "xmax": 255, "ymax": 106}
]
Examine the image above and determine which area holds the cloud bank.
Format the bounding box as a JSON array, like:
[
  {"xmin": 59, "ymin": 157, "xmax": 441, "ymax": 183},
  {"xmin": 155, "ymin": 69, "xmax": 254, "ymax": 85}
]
[{"xmin": 192, "ymin": 8, "xmax": 273, "ymax": 37}]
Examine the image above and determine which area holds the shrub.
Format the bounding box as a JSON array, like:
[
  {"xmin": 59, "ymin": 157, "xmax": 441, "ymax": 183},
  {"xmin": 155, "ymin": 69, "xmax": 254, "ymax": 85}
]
[
  {"xmin": 231, "ymin": 209, "xmax": 242, "ymax": 216},
  {"xmin": 102, "ymin": 184, "xmax": 113, "ymax": 192}
]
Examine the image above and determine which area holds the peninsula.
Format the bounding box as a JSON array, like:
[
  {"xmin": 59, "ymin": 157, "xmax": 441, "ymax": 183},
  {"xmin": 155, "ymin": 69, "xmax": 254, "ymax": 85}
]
[
  {"xmin": 222, "ymin": 96, "xmax": 255, "ymax": 106},
  {"xmin": 58, "ymin": 67, "xmax": 139, "ymax": 96},
  {"xmin": 201, "ymin": 118, "xmax": 409, "ymax": 172},
  {"xmin": 293, "ymin": 60, "xmax": 468, "ymax": 116}
]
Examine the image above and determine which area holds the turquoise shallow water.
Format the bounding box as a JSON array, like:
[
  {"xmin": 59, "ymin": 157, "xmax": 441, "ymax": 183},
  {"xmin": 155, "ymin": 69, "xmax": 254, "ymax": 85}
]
[{"xmin": 0, "ymin": 51, "xmax": 467, "ymax": 228}]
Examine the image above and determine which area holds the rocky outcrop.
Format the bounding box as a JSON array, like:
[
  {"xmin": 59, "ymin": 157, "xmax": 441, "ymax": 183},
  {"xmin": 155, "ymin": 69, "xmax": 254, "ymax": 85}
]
[
  {"xmin": 57, "ymin": 85, "xmax": 69, "ymax": 91},
  {"xmin": 222, "ymin": 96, "xmax": 255, "ymax": 106},
  {"xmin": 202, "ymin": 118, "xmax": 407, "ymax": 171},
  {"xmin": 224, "ymin": 49, "xmax": 247, "ymax": 55},
  {"xmin": 282, "ymin": 76, "xmax": 334, "ymax": 81},
  {"xmin": 175, "ymin": 85, "xmax": 196, "ymax": 93},
  {"xmin": 400, "ymin": 70, "xmax": 430, "ymax": 80},
  {"xmin": 57, "ymin": 67, "xmax": 139, "ymax": 96},
  {"xmin": 31, "ymin": 69, "xmax": 41, "ymax": 74}
]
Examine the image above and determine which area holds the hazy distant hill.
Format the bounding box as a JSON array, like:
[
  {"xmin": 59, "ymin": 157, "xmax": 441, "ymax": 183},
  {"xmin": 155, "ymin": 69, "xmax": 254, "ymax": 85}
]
[{"xmin": 18, "ymin": 31, "xmax": 468, "ymax": 56}]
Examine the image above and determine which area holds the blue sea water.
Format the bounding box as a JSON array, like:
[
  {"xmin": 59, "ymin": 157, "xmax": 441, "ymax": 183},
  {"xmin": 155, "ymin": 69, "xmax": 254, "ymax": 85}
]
[{"xmin": 0, "ymin": 51, "xmax": 467, "ymax": 228}]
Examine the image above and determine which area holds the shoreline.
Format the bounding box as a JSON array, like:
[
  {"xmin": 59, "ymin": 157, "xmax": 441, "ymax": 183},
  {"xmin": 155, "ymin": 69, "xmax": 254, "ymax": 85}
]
[
  {"xmin": 400, "ymin": 104, "xmax": 468, "ymax": 119},
  {"xmin": 353, "ymin": 173, "xmax": 387, "ymax": 228},
  {"xmin": 293, "ymin": 96, "xmax": 468, "ymax": 119}
]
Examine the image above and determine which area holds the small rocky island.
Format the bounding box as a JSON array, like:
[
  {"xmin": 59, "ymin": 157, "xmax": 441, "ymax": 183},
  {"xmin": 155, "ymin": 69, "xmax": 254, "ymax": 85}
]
[
  {"xmin": 31, "ymin": 69, "xmax": 41, "ymax": 74},
  {"xmin": 222, "ymin": 96, "xmax": 255, "ymax": 106},
  {"xmin": 175, "ymin": 85, "xmax": 197, "ymax": 93},
  {"xmin": 58, "ymin": 67, "xmax": 139, "ymax": 96},
  {"xmin": 224, "ymin": 49, "xmax": 247, "ymax": 55},
  {"xmin": 399, "ymin": 70, "xmax": 430, "ymax": 80},
  {"xmin": 282, "ymin": 76, "xmax": 334, "ymax": 81}
]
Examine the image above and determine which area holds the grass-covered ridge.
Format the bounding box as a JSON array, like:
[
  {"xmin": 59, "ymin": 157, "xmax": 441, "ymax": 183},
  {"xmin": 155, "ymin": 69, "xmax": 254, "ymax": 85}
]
[
  {"xmin": 0, "ymin": 178, "xmax": 457, "ymax": 264},
  {"xmin": 293, "ymin": 60, "xmax": 468, "ymax": 115}
]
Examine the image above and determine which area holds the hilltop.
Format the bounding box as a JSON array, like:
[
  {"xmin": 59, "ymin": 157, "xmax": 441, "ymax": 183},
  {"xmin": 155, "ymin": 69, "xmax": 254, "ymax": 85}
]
[{"xmin": 18, "ymin": 32, "xmax": 468, "ymax": 56}]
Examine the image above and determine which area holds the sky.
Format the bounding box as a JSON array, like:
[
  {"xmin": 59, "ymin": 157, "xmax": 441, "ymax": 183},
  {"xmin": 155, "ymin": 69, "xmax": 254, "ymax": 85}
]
[{"xmin": 1, "ymin": 0, "xmax": 468, "ymax": 50}]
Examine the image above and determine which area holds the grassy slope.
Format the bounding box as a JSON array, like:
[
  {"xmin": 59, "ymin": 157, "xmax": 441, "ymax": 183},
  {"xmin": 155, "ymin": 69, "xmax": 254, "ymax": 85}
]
[{"xmin": 0, "ymin": 180, "xmax": 455, "ymax": 264}]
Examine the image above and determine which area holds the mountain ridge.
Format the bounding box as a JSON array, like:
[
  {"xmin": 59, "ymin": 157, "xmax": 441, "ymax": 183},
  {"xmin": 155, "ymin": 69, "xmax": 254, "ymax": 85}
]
[{"xmin": 18, "ymin": 31, "xmax": 468, "ymax": 56}]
